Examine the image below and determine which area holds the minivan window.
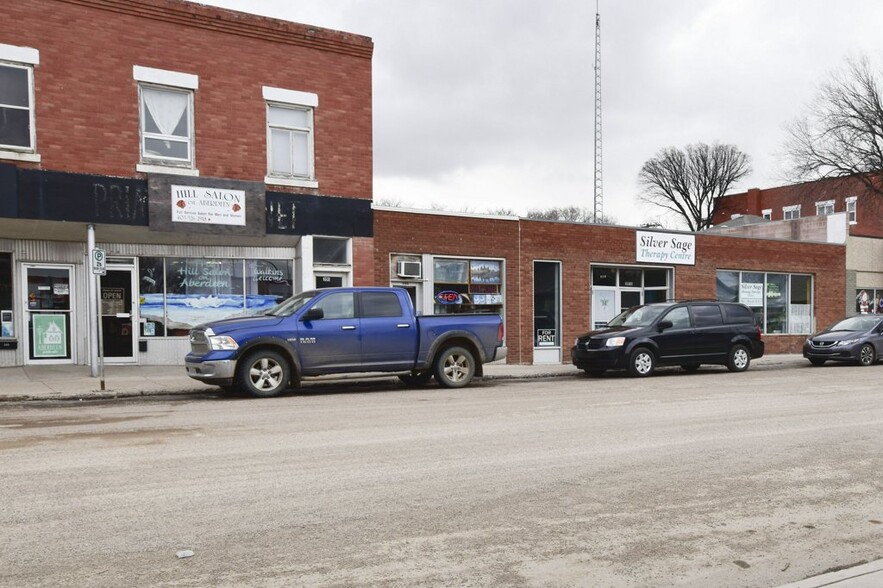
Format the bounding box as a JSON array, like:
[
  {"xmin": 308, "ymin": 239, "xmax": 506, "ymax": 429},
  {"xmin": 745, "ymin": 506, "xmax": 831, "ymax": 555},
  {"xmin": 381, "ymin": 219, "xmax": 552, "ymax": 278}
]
[
  {"xmin": 621, "ymin": 305, "xmax": 669, "ymax": 327},
  {"xmin": 663, "ymin": 307, "xmax": 691, "ymax": 328},
  {"xmin": 723, "ymin": 304, "xmax": 755, "ymax": 324},
  {"xmin": 692, "ymin": 304, "xmax": 724, "ymax": 327}
]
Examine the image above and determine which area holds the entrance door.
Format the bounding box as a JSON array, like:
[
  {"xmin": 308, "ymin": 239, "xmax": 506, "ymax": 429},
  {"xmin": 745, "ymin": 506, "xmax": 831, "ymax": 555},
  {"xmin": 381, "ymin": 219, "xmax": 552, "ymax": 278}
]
[
  {"xmin": 100, "ymin": 267, "xmax": 136, "ymax": 363},
  {"xmin": 23, "ymin": 264, "xmax": 74, "ymax": 364},
  {"xmin": 619, "ymin": 290, "xmax": 642, "ymax": 314}
]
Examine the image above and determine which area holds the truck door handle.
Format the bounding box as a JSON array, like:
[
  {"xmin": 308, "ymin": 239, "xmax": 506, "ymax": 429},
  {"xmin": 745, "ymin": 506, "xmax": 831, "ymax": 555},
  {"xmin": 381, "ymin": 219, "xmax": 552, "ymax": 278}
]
[
  {"xmin": 397, "ymin": 324, "xmax": 411, "ymax": 328},
  {"xmin": 341, "ymin": 325, "xmax": 356, "ymax": 331}
]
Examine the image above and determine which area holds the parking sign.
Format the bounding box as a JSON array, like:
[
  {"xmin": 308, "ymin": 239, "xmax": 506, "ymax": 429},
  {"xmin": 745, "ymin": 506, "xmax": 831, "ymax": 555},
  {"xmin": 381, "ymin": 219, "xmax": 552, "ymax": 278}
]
[{"xmin": 91, "ymin": 248, "xmax": 107, "ymax": 275}]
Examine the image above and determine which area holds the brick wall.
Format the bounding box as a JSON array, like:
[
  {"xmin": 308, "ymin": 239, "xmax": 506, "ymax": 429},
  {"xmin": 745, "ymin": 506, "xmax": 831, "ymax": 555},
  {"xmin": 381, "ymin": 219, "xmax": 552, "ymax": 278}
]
[
  {"xmin": 715, "ymin": 176, "xmax": 883, "ymax": 238},
  {"xmin": 1, "ymin": 0, "xmax": 373, "ymax": 199},
  {"xmin": 376, "ymin": 210, "xmax": 847, "ymax": 362}
]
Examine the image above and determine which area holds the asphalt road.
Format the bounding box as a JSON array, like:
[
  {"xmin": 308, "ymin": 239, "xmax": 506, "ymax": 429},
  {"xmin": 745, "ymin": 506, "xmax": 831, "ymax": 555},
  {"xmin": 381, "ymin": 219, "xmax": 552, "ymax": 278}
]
[{"xmin": 1, "ymin": 363, "xmax": 882, "ymax": 587}]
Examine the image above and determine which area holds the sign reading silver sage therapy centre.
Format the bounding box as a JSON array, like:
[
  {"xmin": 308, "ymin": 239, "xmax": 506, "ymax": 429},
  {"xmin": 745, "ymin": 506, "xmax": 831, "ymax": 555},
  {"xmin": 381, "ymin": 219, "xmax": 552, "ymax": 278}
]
[
  {"xmin": 635, "ymin": 231, "xmax": 696, "ymax": 266},
  {"xmin": 171, "ymin": 184, "xmax": 246, "ymax": 226}
]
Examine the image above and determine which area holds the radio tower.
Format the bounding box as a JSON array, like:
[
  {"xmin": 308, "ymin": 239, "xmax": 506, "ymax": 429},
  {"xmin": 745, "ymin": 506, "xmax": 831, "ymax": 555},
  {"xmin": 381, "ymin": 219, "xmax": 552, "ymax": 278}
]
[{"xmin": 592, "ymin": 0, "xmax": 603, "ymax": 223}]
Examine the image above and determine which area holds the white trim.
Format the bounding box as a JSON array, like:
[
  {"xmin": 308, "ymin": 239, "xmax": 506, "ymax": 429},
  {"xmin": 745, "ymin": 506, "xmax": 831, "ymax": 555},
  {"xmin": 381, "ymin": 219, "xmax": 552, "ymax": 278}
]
[
  {"xmin": 133, "ymin": 65, "xmax": 198, "ymax": 89},
  {"xmin": 761, "ymin": 208, "xmax": 772, "ymax": 219},
  {"xmin": 262, "ymin": 86, "xmax": 318, "ymax": 107},
  {"xmin": 264, "ymin": 176, "xmax": 318, "ymax": 189},
  {"xmin": 0, "ymin": 43, "xmax": 39, "ymax": 65},
  {"xmin": 0, "ymin": 150, "xmax": 40, "ymax": 163},
  {"xmin": 136, "ymin": 163, "xmax": 200, "ymax": 176}
]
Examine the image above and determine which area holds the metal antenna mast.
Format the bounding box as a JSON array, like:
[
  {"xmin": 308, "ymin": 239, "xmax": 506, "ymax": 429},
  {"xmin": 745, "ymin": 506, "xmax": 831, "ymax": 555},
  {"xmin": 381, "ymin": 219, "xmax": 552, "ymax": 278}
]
[{"xmin": 593, "ymin": 0, "xmax": 603, "ymax": 223}]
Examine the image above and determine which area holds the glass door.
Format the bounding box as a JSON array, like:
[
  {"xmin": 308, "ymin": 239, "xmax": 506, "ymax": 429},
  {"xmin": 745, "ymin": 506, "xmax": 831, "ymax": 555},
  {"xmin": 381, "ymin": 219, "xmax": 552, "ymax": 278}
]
[
  {"xmin": 23, "ymin": 264, "xmax": 74, "ymax": 364},
  {"xmin": 101, "ymin": 267, "xmax": 136, "ymax": 362}
]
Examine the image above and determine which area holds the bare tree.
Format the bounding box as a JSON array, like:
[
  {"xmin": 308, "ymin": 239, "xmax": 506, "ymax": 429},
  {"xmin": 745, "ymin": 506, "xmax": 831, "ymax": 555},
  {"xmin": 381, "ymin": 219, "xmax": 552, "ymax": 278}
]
[
  {"xmin": 638, "ymin": 142, "xmax": 751, "ymax": 231},
  {"xmin": 526, "ymin": 205, "xmax": 616, "ymax": 224},
  {"xmin": 785, "ymin": 56, "xmax": 883, "ymax": 194}
]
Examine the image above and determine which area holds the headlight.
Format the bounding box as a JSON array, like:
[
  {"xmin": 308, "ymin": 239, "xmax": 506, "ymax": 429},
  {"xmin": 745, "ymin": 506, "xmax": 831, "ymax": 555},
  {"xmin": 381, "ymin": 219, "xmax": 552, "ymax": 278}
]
[
  {"xmin": 574, "ymin": 338, "xmax": 580, "ymax": 346},
  {"xmin": 204, "ymin": 329, "xmax": 239, "ymax": 350},
  {"xmin": 835, "ymin": 338, "xmax": 861, "ymax": 346},
  {"xmin": 605, "ymin": 337, "xmax": 626, "ymax": 347}
]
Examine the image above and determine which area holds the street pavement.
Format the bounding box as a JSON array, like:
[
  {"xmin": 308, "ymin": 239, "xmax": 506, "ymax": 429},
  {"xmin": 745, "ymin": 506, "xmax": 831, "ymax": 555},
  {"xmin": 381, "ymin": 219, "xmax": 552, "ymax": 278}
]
[{"xmin": 1, "ymin": 353, "xmax": 880, "ymax": 587}]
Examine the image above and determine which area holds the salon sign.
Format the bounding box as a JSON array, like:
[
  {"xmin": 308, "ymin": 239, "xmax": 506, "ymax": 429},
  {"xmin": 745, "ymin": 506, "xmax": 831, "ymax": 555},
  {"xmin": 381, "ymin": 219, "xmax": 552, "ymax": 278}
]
[
  {"xmin": 635, "ymin": 231, "xmax": 695, "ymax": 266},
  {"xmin": 171, "ymin": 184, "xmax": 246, "ymax": 226}
]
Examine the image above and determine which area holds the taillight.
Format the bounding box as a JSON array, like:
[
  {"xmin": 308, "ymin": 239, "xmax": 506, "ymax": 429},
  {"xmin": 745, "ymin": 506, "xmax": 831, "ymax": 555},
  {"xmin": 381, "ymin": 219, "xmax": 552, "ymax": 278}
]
[
  {"xmin": 756, "ymin": 325, "xmax": 762, "ymax": 340},
  {"xmin": 497, "ymin": 322, "xmax": 504, "ymax": 343}
]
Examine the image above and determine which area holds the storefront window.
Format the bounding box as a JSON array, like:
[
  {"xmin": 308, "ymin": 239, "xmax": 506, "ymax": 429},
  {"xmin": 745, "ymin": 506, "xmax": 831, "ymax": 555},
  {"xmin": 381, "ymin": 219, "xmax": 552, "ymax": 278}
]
[
  {"xmin": 716, "ymin": 270, "xmax": 814, "ymax": 334},
  {"xmin": 432, "ymin": 257, "xmax": 503, "ymax": 315},
  {"xmin": 313, "ymin": 237, "xmax": 348, "ymax": 264},
  {"xmin": 534, "ymin": 261, "xmax": 560, "ymax": 348},
  {"xmin": 855, "ymin": 288, "xmax": 883, "ymax": 315},
  {"xmin": 592, "ymin": 267, "xmax": 616, "ymax": 287},
  {"xmin": 0, "ymin": 253, "xmax": 12, "ymax": 337},
  {"xmin": 139, "ymin": 257, "xmax": 293, "ymax": 337}
]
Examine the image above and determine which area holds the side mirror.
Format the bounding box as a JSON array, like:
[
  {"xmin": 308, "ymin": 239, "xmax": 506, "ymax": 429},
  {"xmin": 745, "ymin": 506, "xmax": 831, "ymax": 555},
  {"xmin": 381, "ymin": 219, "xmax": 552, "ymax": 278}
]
[
  {"xmin": 301, "ymin": 307, "xmax": 324, "ymax": 321},
  {"xmin": 657, "ymin": 320, "xmax": 673, "ymax": 331}
]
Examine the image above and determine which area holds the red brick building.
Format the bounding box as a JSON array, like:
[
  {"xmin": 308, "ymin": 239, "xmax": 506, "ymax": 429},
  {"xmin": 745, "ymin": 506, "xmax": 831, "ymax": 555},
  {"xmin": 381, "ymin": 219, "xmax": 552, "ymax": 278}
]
[
  {"xmin": 713, "ymin": 175, "xmax": 883, "ymax": 239},
  {"xmin": 375, "ymin": 208, "xmax": 846, "ymax": 362},
  {"xmin": 0, "ymin": 0, "xmax": 373, "ymax": 367}
]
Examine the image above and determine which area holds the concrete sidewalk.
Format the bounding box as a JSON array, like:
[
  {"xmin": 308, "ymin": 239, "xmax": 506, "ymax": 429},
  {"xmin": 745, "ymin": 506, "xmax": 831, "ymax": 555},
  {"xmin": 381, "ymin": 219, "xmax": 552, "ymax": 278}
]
[{"xmin": 1, "ymin": 353, "xmax": 808, "ymax": 402}]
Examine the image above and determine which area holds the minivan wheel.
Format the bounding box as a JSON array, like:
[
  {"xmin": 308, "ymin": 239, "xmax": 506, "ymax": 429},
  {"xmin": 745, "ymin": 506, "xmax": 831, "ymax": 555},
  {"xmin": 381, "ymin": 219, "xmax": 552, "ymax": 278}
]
[
  {"xmin": 858, "ymin": 343, "xmax": 876, "ymax": 366},
  {"xmin": 726, "ymin": 344, "xmax": 751, "ymax": 372},
  {"xmin": 628, "ymin": 347, "xmax": 655, "ymax": 377}
]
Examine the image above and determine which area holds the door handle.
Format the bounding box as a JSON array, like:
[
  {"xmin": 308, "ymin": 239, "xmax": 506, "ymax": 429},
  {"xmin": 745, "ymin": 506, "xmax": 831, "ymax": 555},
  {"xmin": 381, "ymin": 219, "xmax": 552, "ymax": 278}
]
[
  {"xmin": 341, "ymin": 325, "xmax": 356, "ymax": 331},
  {"xmin": 397, "ymin": 324, "xmax": 411, "ymax": 328}
]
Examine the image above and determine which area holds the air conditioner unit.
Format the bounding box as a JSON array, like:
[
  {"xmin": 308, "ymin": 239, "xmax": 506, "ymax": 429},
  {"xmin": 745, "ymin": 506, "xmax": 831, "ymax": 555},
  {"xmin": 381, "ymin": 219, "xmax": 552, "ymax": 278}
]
[{"xmin": 396, "ymin": 261, "xmax": 422, "ymax": 279}]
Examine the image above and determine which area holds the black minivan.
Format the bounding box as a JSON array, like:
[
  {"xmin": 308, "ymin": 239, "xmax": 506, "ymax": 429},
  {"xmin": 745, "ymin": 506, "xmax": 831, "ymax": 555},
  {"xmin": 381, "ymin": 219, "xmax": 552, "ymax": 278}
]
[{"xmin": 571, "ymin": 301, "xmax": 764, "ymax": 377}]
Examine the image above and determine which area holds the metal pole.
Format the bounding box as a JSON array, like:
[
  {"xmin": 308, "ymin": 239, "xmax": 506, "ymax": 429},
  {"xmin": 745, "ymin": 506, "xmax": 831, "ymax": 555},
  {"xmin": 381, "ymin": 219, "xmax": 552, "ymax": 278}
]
[{"xmin": 87, "ymin": 225, "xmax": 99, "ymax": 377}]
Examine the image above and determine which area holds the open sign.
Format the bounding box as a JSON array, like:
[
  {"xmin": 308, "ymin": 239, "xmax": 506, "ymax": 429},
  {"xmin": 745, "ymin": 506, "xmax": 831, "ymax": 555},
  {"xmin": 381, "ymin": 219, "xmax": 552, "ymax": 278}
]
[{"xmin": 435, "ymin": 290, "xmax": 462, "ymax": 305}]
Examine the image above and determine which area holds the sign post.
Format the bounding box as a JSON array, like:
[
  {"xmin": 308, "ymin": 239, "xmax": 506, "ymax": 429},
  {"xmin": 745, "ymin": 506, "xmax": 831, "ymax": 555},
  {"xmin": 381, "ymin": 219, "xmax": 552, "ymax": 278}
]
[{"xmin": 91, "ymin": 248, "xmax": 106, "ymax": 390}]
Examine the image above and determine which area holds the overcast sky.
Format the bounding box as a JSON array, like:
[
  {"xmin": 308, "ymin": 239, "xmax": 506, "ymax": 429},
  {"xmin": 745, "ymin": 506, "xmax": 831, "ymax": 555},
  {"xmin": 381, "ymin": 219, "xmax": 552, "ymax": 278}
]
[{"xmin": 196, "ymin": 0, "xmax": 883, "ymax": 227}]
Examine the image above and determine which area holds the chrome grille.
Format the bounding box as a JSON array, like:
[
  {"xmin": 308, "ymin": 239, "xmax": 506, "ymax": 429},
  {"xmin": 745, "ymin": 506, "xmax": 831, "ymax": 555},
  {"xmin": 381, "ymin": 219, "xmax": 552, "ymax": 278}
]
[
  {"xmin": 189, "ymin": 329, "xmax": 210, "ymax": 355},
  {"xmin": 809, "ymin": 340, "xmax": 835, "ymax": 349}
]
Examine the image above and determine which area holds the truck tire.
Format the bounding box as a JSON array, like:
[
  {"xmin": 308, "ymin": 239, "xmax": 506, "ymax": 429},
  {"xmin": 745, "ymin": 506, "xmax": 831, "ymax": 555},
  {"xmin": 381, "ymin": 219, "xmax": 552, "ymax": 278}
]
[
  {"xmin": 434, "ymin": 346, "xmax": 476, "ymax": 388},
  {"xmin": 398, "ymin": 371, "xmax": 433, "ymax": 387},
  {"xmin": 237, "ymin": 350, "xmax": 290, "ymax": 398}
]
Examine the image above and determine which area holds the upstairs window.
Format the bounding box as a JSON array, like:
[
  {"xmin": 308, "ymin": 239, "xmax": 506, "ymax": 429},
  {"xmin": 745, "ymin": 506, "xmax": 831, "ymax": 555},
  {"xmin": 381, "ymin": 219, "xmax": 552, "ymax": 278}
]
[
  {"xmin": 264, "ymin": 86, "xmax": 318, "ymax": 188},
  {"xmin": 846, "ymin": 197, "xmax": 857, "ymax": 224},
  {"xmin": 761, "ymin": 209, "xmax": 772, "ymax": 220},
  {"xmin": 0, "ymin": 43, "xmax": 39, "ymax": 160},
  {"xmin": 783, "ymin": 205, "xmax": 800, "ymax": 220},
  {"xmin": 815, "ymin": 200, "xmax": 834, "ymax": 216},
  {"xmin": 134, "ymin": 66, "xmax": 198, "ymax": 173}
]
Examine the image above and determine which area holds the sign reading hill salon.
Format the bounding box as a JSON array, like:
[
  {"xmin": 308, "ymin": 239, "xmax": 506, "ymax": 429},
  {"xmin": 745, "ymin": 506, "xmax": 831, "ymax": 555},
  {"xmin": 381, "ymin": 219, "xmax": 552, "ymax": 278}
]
[
  {"xmin": 635, "ymin": 231, "xmax": 695, "ymax": 266},
  {"xmin": 171, "ymin": 184, "xmax": 246, "ymax": 226}
]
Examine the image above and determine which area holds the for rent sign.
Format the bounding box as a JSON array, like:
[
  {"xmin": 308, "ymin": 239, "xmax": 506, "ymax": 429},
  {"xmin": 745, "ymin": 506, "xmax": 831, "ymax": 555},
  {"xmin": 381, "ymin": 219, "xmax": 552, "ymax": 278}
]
[
  {"xmin": 171, "ymin": 185, "xmax": 246, "ymax": 226},
  {"xmin": 635, "ymin": 231, "xmax": 695, "ymax": 265}
]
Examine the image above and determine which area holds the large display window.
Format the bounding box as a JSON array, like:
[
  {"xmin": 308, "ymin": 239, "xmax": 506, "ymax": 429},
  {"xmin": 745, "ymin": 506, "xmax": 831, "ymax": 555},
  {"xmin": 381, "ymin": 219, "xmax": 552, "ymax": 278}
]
[
  {"xmin": 855, "ymin": 288, "xmax": 883, "ymax": 314},
  {"xmin": 716, "ymin": 270, "xmax": 813, "ymax": 334},
  {"xmin": 432, "ymin": 257, "xmax": 503, "ymax": 316},
  {"xmin": 139, "ymin": 257, "xmax": 293, "ymax": 337}
]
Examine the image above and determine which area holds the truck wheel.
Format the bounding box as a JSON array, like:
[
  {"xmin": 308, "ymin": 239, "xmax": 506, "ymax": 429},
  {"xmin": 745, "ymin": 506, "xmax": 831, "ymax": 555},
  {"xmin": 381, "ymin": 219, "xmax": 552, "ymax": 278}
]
[
  {"xmin": 398, "ymin": 371, "xmax": 433, "ymax": 387},
  {"xmin": 434, "ymin": 346, "xmax": 476, "ymax": 388},
  {"xmin": 628, "ymin": 347, "xmax": 655, "ymax": 377},
  {"xmin": 726, "ymin": 344, "xmax": 751, "ymax": 372},
  {"xmin": 237, "ymin": 350, "xmax": 290, "ymax": 398}
]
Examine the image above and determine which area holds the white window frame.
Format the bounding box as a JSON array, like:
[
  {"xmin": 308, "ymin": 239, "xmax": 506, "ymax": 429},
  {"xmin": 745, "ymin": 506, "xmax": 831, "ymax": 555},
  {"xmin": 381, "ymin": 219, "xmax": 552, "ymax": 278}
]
[
  {"xmin": 134, "ymin": 66, "xmax": 199, "ymax": 176},
  {"xmin": 761, "ymin": 208, "xmax": 772, "ymax": 220},
  {"xmin": 815, "ymin": 199, "xmax": 834, "ymax": 216},
  {"xmin": 0, "ymin": 43, "xmax": 40, "ymax": 162},
  {"xmin": 783, "ymin": 204, "xmax": 800, "ymax": 220},
  {"xmin": 263, "ymin": 86, "xmax": 318, "ymax": 189},
  {"xmin": 846, "ymin": 196, "xmax": 857, "ymax": 224}
]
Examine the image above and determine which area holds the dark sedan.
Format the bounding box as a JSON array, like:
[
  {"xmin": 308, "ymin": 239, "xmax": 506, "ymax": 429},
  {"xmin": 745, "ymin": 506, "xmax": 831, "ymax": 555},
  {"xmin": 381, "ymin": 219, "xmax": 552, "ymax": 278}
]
[{"xmin": 803, "ymin": 315, "xmax": 883, "ymax": 366}]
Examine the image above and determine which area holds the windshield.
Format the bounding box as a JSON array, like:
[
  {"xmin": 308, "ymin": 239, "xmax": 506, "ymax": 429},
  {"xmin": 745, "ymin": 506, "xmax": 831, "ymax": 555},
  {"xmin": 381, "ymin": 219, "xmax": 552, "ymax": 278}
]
[
  {"xmin": 265, "ymin": 290, "xmax": 318, "ymax": 317},
  {"xmin": 606, "ymin": 309, "xmax": 630, "ymax": 327},
  {"xmin": 829, "ymin": 316, "xmax": 881, "ymax": 332},
  {"xmin": 620, "ymin": 304, "xmax": 670, "ymax": 327}
]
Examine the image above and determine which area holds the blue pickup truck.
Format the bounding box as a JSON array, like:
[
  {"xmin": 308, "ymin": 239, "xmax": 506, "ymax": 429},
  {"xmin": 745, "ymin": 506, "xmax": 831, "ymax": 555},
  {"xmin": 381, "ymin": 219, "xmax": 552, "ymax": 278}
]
[{"xmin": 185, "ymin": 287, "xmax": 506, "ymax": 397}]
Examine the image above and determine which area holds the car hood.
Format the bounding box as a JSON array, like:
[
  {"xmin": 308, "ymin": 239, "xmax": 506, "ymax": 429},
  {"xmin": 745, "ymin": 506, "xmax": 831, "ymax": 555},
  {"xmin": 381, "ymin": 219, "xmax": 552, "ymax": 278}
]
[
  {"xmin": 577, "ymin": 325, "xmax": 641, "ymax": 341},
  {"xmin": 195, "ymin": 314, "xmax": 285, "ymax": 334},
  {"xmin": 810, "ymin": 329, "xmax": 867, "ymax": 342}
]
